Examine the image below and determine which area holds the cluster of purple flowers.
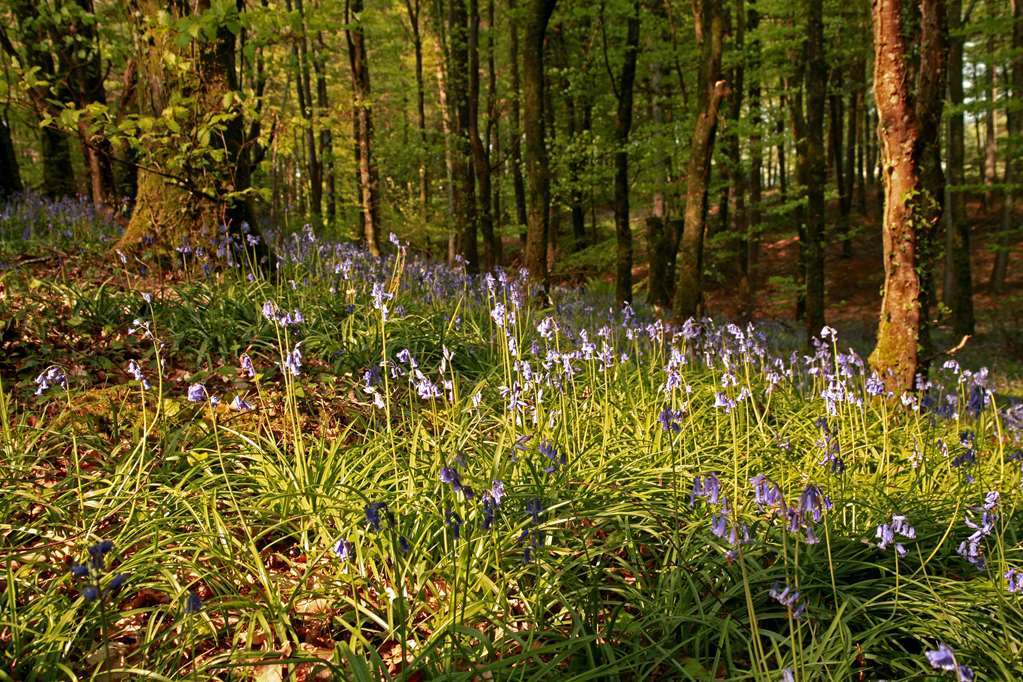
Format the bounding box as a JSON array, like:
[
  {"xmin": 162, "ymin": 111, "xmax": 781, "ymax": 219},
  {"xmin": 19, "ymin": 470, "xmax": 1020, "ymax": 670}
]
[
  {"xmin": 957, "ymin": 491, "xmax": 998, "ymax": 569},
  {"xmin": 875, "ymin": 514, "xmax": 916, "ymax": 557}
]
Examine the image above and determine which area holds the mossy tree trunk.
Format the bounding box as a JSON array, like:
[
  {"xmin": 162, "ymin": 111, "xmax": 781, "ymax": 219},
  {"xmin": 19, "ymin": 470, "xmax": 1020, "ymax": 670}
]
[
  {"xmin": 119, "ymin": 0, "xmax": 263, "ymax": 261},
  {"xmin": 869, "ymin": 0, "xmax": 947, "ymax": 393}
]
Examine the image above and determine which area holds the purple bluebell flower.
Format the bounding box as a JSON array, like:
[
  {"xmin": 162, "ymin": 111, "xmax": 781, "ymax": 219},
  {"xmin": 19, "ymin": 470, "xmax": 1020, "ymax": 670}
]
[
  {"xmin": 81, "ymin": 585, "xmax": 100, "ymax": 601},
  {"xmin": 185, "ymin": 589, "xmax": 203, "ymax": 614},
  {"xmin": 769, "ymin": 583, "xmax": 806, "ymax": 619},
  {"xmin": 230, "ymin": 395, "xmax": 253, "ymax": 411},
  {"xmin": 446, "ymin": 509, "xmax": 463, "ymax": 540},
  {"xmin": 526, "ymin": 498, "xmax": 543, "ymax": 524},
  {"xmin": 1005, "ymin": 568, "xmax": 1023, "ymax": 593},
  {"xmin": 691, "ymin": 473, "xmax": 722, "ymax": 506},
  {"xmin": 34, "ymin": 366, "xmax": 67, "ymax": 396},
  {"xmin": 187, "ymin": 383, "xmax": 208, "ymax": 403},
  {"xmin": 334, "ymin": 538, "xmax": 353, "ymax": 561},
  {"xmin": 925, "ymin": 643, "xmax": 973, "ymax": 681},
  {"xmin": 240, "ymin": 354, "xmax": 256, "ymax": 378},
  {"xmin": 658, "ymin": 406, "xmax": 683, "ymax": 433},
  {"xmin": 127, "ymin": 360, "xmax": 151, "ymax": 390},
  {"xmin": 365, "ymin": 502, "xmax": 388, "ymax": 531},
  {"xmin": 284, "ymin": 345, "xmax": 302, "ymax": 376},
  {"xmin": 750, "ymin": 474, "xmax": 784, "ymax": 512},
  {"xmin": 539, "ymin": 440, "xmax": 565, "ymax": 473}
]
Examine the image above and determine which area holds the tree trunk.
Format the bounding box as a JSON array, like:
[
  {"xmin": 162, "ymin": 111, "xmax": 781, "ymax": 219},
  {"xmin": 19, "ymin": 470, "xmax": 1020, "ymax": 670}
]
[
  {"xmin": 119, "ymin": 0, "xmax": 265, "ymax": 260},
  {"xmin": 346, "ymin": 0, "xmax": 382, "ymax": 256},
  {"xmin": 944, "ymin": 0, "xmax": 975, "ymax": 333},
  {"xmin": 404, "ymin": 0, "xmax": 430, "ymax": 217},
  {"xmin": 522, "ymin": 0, "xmax": 558, "ymax": 293},
  {"xmin": 469, "ymin": 0, "xmax": 497, "ymax": 269},
  {"xmin": 289, "ymin": 0, "xmax": 321, "ymax": 221},
  {"xmin": 673, "ymin": 0, "xmax": 726, "ymax": 321},
  {"xmin": 313, "ymin": 33, "xmax": 335, "ymax": 224},
  {"xmin": 744, "ymin": 0, "xmax": 762, "ymax": 316},
  {"xmin": 508, "ymin": 0, "xmax": 529, "ymax": 244},
  {"xmin": 991, "ymin": 0, "xmax": 1021, "ymax": 291},
  {"xmin": 803, "ymin": 0, "xmax": 827, "ymax": 339},
  {"xmin": 613, "ymin": 0, "xmax": 640, "ymax": 305},
  {"xmin": 869, "ymin": 0, "xmax": 947, "ymax": 393},
  {"xmin": 0, "ymin": 115, "xmax": 21, "ymax": 195}
]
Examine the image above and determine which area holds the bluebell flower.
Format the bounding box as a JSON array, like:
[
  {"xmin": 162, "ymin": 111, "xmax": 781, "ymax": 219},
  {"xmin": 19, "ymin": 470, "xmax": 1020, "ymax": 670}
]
[
  {"xmin": 88, "ymin": 540, "xmax": 114, "ymax": 570},
  {"xmin": 283, "ymin": 345, "xmax": 302, "ymax": 376},
  {"xmin": 781, "ymin": 668, "xmax": 795, "ymax": 682},
  {"xmin": 71, "ymin": 564, "xmax": 88, "ymax": 578},
  {"xmin": 230, "ymin": 395, "xmax": 253, "ymax": 411},
  {"xmin": 769, "ymin": 583, "xmax": 806, "ymax": 619},
  {"xmin": 490, "ymin": 480, "xmax": 505, "ymax": 505},
  {"xmin": 127, "ymin": 360, "xmax": 151, "ymax": 390},
  {"xmin": 399, "ymin": 536, "xmax": 411, "ymax": 553},
  {"xmin": 526, "ymin": 498, "xmax": 543, "ymax": 524},
  {"xmin": 185, "ymin": 589, "xmax": 202, "ymax": 614},
  {"xmin": 240, "ymin": 354, "xmax": 256, "ymax": 378},
  {"xmin": 81, "ymin": 585, "xmax": 99, "ymax": 601},
  {"xmin": 440, "ymin": 467, "xmax": 460, "ymax": 486},
  {"xmin": 1005, "ymin": 568, "xmax": 1023, "ymax": 593},
  {"xmin": 187, "ymin": 383, "xmax": 208, "ymax": 403},
  {"xmin": 539, "ymin": 440, "xmax": 565, "ymax": 473},
  {"xmin": 334, "ymin": 538, "xmax": 353, "ymax": 561},
  {"xmin": 925, "ymin": 643, "xmax": 974, "ymax": 681},
  {"xmin": 750, "ymin": 474, "xmax": 784, "ymax": 512},
  {"xmin": 709, "ymin": 512, "xmax": 728, "ymax": 538},
  {"xmin": 445, "ymin": 509, "xmax": 463, "ymax": 540},
  {"xmin": 365, "ymin": 502, "xmax": 388, "ymax": 531},
  {"xmin": 691, "ymin": 473, "xmax": 722, "ymax": 506},
  {"xmin": 658, "ymin": 406, "xmax": 683, "ymax": 433},
  {"xmin": 108, "ymin": 572, "xmax": 128, "ymax": 593},
  {"xmin": 798, "ymin": 485, "xmax": 825, "ymax": 523},
  {"xmin": 34, "ymin": 366, "xmax": 67, "ymax": 395}
]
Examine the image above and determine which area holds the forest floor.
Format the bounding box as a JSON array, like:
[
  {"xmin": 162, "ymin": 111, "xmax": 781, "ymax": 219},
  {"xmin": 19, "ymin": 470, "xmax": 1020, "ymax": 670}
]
[{"xmin": 540, "ymin": 193, "xmax": 1023, "ymax": 391}]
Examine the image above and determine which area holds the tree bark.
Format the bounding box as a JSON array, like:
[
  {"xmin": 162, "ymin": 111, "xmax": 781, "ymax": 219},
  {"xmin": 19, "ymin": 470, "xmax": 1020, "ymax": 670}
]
[
  {"xmin": 943, "ymin": 0, "xmax": 975, "ymax": 333},
  {"xmin": 404, "ymin": 0, "xmax": 430, "ymax": 217},
  {"xmin": 0, "ymin": 115, "xmax": 21, "ymax": 195},
  {"xmin": 345, "ymin": 0, "xmax": 382, "ymax": 256},
  {"xmin": 673, "ymin": 0, "xmax": 726, "ymax": 321},
  {"xmin": 522, "ymin": 0, "xmax": 558, "ymax": 293},
  {"xmin": 744, "ymin": 0, "xmax": 762, "ymax": 316},
  {"xmin": 507, "ymin": 0, "xmax": 529, "ymax": 243},
  {"xmin": 991, "ymin": 0, "xmax": 1021, "ymax": 291},
  {"xmin": 613, "ymin": 0, "xmax": 640, "ymax": 305},
  {"xmin": 469, "ymin": 0, "xmax": 498, "ymax": 269},
  {"xmin": 869, "ymin": 0, "xmax": 947, "ymax": 393},
  {"xmin": 803, "ymin": 0, "xmax": 827, "ymax": 339}
]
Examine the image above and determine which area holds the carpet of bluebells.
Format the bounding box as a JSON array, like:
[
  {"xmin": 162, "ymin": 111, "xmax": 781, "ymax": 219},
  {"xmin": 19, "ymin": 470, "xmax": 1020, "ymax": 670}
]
[{"xmin": 2, "ymin": 193, "xmax": 1023, "ymax": 680}]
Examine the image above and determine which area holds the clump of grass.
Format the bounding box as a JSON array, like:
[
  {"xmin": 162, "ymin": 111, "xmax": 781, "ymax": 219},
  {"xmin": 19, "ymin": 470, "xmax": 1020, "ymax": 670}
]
[{"xmin": 1, "ymin": 211, "xmax": 1022, "ymax": 680}]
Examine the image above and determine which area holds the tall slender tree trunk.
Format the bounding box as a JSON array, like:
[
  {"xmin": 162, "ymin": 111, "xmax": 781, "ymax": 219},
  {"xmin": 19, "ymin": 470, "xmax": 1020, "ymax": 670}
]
[
  {"xmin": 673, "ymin": 0, "xmax": 726, "ymax": 321},
  {"xmin": 289, "ymin": 0, "xmax": 322, "ymax": 221},
  {"xmin": 830, "ymin": 71, "xmax": 852, "ymax": 257},
  {"xmin": 522, "ymin": 0, "xmax": 558, "ymax": 292},
  {"xmin": 404, "ymin": 0, "xmax": 430, "ymax": 217},
  {"xmin": 508, "ymin": 0, "xmax": 529, "ymax": 244},
  {"xmin": 469, "ymin": 0, "xmax": 497, "ymax": 269},
  {"xmin": 346, "ymin": 0, "xmax": 381, "ymax": 256},
  {"xmin": 613, "ymin": 0, "xmax": 640, "ymax": 305},
  {"xmin": 869, "ymin": 0, "xmax": 947, "ymax": 393},
  {"xmin": 744, "ymin": 0, "xmax": 763, "ymax": 316},
  {"xmin": 447, "ymin": 0, "xmax": 478, "ymax": 270},
  {"xmin": 944, "ymin": 0, "xmax": 975, "ymax": 333},
  {"xmin": 313, "ymin": 34, "xmax": 335, "ymax": 224},
  {"xmin": 992, "ymin": 0, "xmax": 1021, "ymax": 291}
]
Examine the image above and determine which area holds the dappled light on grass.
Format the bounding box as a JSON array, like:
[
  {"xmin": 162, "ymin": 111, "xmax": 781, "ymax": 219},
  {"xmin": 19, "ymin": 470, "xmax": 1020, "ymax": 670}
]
[{"xmin": 1, "ymin": 204, "xmax": 1023, "ymax": 679}]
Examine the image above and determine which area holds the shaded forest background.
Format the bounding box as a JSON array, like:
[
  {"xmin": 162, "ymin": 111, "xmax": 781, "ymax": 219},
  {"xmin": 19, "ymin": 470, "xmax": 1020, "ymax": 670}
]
[{"xmin": 1, "ymin": 0, "xmax": 1021, "ymax": 388}]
